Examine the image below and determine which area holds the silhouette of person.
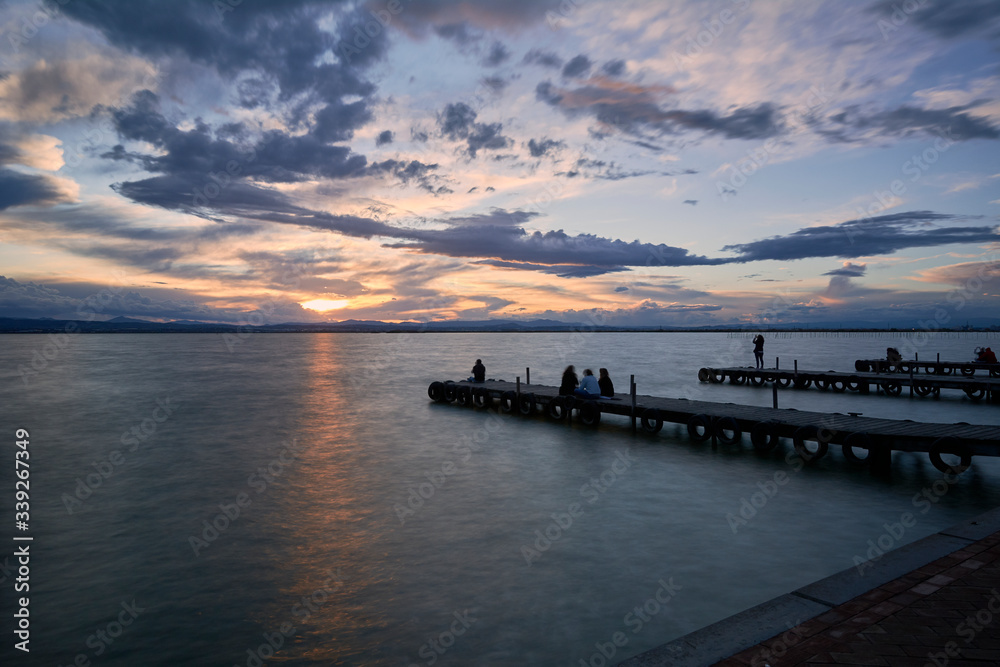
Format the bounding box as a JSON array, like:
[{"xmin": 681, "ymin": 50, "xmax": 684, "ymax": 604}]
[
  {"xmin": 575, "ymin": 368, "xmax": 600, "ymax": 398},
  {"xmin": 559, "ymin": 365, "xmax": 579, "ymax": 396},
  {"xmin": 472, "ymin": 359, "xmax": 486, "ymax": 382},
  {"xmin": 752, "ymin": 334, "xmax": 764, "ymax": 369},
  {"xmin": 598, "ymin": 368, "xmax": 615, "ymax": 397}
]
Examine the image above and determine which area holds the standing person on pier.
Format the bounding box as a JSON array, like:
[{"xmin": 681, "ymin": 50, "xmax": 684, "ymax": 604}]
[
  {"xmin": 752, "ymin": 334, "xmax": 765, "ymax": 369},
  {"xmin": 559, "ymin": 365, "xmax": 579, "ymax": 395}
]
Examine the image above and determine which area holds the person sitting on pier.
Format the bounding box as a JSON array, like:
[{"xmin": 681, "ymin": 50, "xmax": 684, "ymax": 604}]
[
  {"xmin": 559, "ymin": 365, "xmax": 579, "ymax": 396},
  {"xmin": 598, "ymin": 368, "xmax": 615, "ymax": 397},
  {"xmin": 886, "ymin": 347, "xmax": 902, "ymax": 365},
  {"xmin": 575, "ymin": 369, "xmax": 600, "ymax": 398},
  {"xmin": 984, "ymin": 347, "xmax": 998, "ymax": 364},
  {"xmin": 471, "ymin": 359, "xmax": 486, "ymax": 382}
]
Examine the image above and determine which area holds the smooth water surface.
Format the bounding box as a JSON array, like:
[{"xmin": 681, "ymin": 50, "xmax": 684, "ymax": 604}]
[{"xmin": 2, "ymin": 331, "xmax": 999, "ymax": 666}]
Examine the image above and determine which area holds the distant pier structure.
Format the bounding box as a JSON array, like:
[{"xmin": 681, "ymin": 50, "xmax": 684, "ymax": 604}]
[{"xmin": 427, "ymin": 374, "xmax": 1000, "ymax": 478}]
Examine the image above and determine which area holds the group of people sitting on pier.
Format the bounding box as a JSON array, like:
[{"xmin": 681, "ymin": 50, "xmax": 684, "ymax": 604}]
[
  {"xmin": 975, "ymin": 347, "xmax": 998, "ymax": 364},
  {"xmin": 559, "ymin": 366, "xmax": 615, "ymax": 399}
]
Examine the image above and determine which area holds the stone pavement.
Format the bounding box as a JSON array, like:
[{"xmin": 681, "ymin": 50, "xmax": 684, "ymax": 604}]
[
  {"xmin": 618, "ymin": 508, "xmax": 1000, "ymax": 667},
  {"xmin": 715, "ymin": 530, "xmax": 1000, "ymax": 666}
]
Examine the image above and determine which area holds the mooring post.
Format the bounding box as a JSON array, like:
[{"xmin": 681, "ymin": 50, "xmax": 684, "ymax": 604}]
[
  {"xmin": 526, "ymin": 367, "xmax": 530, "ymax": 385},
  {"xmin": 776, "ymin": 356, "xmax": 779, "ymax": 370},
  {"xmin": 794, "ymin": 360, "xmax": 798, "ymax": 377},
  {"xmin": 869, "ymin": 446, "xmax": 892, "ymax": 478},
  {"xmin": 937, "ymin": 353, "xmax": 940, "ymax": 364},
  {"xmin": 772, "ymin": 382, "xmax": 778, "ymax": 409},
  {"xmin": 915, "ymin": 352, "xmax": 919, "ymax": 362},
  {"xmin": 630, "ymin": 375, "xmax": 637, "ymax": 433},
  {"xmin": 516, "ymin": 376, "xmax": 521, "ymax": 399}
]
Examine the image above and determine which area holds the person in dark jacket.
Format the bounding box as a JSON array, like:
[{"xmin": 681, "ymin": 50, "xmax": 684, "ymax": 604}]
[
  {"xmin": 752, "ymin": 334, "xmax": 764, "ymax": 369},
  {"xmin": 598, "ymin": 368, "xmax": 615, "ymax": 397},
  {"xmin": 559, "ymin": 365, "xmax": 579, "ymax": 395},
  {"xmin": 472, "ymin": 359, "xmax": 486, "ymax": 382}
]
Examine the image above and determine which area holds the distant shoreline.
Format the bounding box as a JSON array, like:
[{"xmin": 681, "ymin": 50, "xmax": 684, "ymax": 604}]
[{"xmin": 1, "ymin": 317, "xmax": 999, "ymax": 336}]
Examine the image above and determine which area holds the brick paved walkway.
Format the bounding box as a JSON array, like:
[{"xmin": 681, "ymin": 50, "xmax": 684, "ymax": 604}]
[{"xmin": 714, "ymin": 531, "xmax": 1000, "ymax": 666}]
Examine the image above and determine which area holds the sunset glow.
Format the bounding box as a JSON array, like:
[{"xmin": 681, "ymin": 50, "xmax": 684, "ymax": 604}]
[
  {"xmin": 301, "ymin": 299, "xmax": 351, "ymax": 312},
  {"xmin": 0, "ymin": 1, "xmax": 997, "ymax": 328}
]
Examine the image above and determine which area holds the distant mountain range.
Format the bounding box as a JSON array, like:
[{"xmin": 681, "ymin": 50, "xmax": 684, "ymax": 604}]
[{"xmin": 2, "ymin": 315, "xmax": 999, "ymax": 333}]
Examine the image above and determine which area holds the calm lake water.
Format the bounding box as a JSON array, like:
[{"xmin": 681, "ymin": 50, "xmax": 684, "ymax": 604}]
[{"xmin": 2, "ymin": 331, "xmax": 999, "ymax": 666}]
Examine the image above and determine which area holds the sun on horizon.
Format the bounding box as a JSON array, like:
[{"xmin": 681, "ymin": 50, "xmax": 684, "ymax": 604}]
[{"xmin": 301, "ymin": 298, "xmax": 350, "ymax": 312}]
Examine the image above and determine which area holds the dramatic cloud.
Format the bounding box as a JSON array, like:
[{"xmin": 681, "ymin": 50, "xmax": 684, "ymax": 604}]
[
  {"xmin": 601, "ymin": 60, "xmax": 626, "ymax": 77},
  {"xmin": 527, "ymin": 137, "xmax": 565, "ymax": 157},
  {"xmin": 522, "ymin": 49, "xmax": 563, "ymax": 69},
  {"xmin": 824, "ymin": 262, "xmax": 867, "ymax": 277},
  {"xmin": 723, "ymin": 212, "xmax": 999, "ymax": 262},
  {"xmin": 0, "ymin": 169, "xmax": 75, "ymax": 209},
  {"xmin": 818, "ymin": 104, "xmax": 1000, "ymax": 142},
  {"xmin": 384, "ymin": 210, "xmax": 730, "ymax": 275},
  {"xmin": 375, "ymin": 130, "xmax": 394, "ymax": 146},
  {"xmin": 870, "ymin": 0, "xmax": 1000, "ymax": 41},
  {"xmin": 482, "ymin": 41, "xmax": 511, "ymax": 67},
  {"xmin": 562, "ymin": 54, "xmax": 592, "ymax": 79},
  {"xmin": 536, "ymin": 80, "xmax": 784, "ymax": 140},
  {"xmin": 436, "ymin": 102, "xmax": 511, "ymax": 157}
]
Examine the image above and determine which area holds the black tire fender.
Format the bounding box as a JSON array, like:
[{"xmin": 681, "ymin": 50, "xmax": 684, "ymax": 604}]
[
  {"xmin": 750, "ymin": 421, "xmax": 780, "ymax": 452},
  {"xmin": 793, "ymin": 425, "xmax": 829, "ymax": 463},
  {"xmin": 687, "ymin": 413, "xmax": 711, "ymax": 442},
  {"xmin": 714, "ymin": 416, "xmax": 742, "ymax": 445},
  {"xmin": 641, "ymin": 408, "xmax": 663, "ymax": 434},
  {"xmin": 929, "ymin": 438, "xmax": 972, "ymax": 475},
  {"xmin": 842, "ymin": 432, "xmax": 872, "ymax": 465},
  {"xmin": 428, "ymin": 381, "xmax": 447, "ymax": 403}
]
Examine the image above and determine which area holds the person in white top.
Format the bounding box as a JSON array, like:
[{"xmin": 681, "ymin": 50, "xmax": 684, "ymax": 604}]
[{"xmin": 575, "ymin": 368, "xmax": 600, "ymax": 398}]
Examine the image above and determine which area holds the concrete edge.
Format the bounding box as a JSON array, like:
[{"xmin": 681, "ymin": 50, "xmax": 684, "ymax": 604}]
[{"xmin": 617, "ymin": 506, "xmax": 1000, "ymax": 667}]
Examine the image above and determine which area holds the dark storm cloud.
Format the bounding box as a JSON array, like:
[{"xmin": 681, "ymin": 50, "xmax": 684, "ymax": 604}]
[
  {"xmin": 722, "ymin": 211, "xmax": 999, "ymax": 262},
  {"xmin": 561, "ymin": 54, "xmax": 592, "ymax": 79},
  {"xmin": 869, "ymin": 0, "xmax": 1000, "ymax": 41},
  {"xmin": 474, "ymin": 259, "xmax": 629, "ymax": 278},
  {"xmin": 536, "ymin": 81, "xmax": 784, "ymax": 140},
  {"xmin": 522, "ymin": 49, "xmax": 563, "ymax": 69},
  {"xmin": 601, "ymin": 59, "xmax": 626, "ymax": 77},
  {"xmin": 384, "ymin": 216, "xmax": 730, "ymax": 272},
  {"xmin": 482, "ymin": 41, "xmax": 511, "ymax": 67},
  {"xmin": 375, "ymin": 130, "xmax": 395, "ymax": 146},
  {"xmin": 386, "ymin": 0, "xmax": 564, "ymax": 34},
  {"xmin": 527, "ymin": 137, "xmax": 565, "ymax": 157},
  {"xmin": 819, "ymin": 104, "xmax": 1000, "ymax": 142},
  {"xmin": 436, "ymin": 102, "xmax": 512, "ymax": 157},
  {"xmin": 0, "ymin": 168, "xmax": 70, "ymax": 209},
  {"xmin": 823, "ymin": 262, "xmax": 867, "ymax": 277}
]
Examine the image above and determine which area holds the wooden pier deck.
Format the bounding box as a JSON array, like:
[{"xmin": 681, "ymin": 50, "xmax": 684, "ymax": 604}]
[
  {"xmin": 855, "ymin": 357, "xmax": 1000, "ymax": 376},
  {"xmin": 697, "ymin": 366, "xmax": 1000, "ymax": 402},
  {"xmin": 426, "ymin": 380, "xmax": 1000, "ymax": 476}
]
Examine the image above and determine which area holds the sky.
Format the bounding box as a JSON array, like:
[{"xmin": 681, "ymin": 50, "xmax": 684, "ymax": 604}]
[{"xmin": 0, "ymin": 0, "xmax": 999, "ymax": 327}]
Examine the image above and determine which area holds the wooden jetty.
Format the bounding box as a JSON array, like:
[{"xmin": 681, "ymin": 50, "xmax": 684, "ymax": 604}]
[
  {"xmin": 426, "ymin": 379, "xmax": 1000, "ymax": 476},
  {"xmin": 855, "ymin": 357, "xmax": 1000, "ymax": 377},
  {"xmin": 696, "ymin": 366, "xmax": 999, "ymax": 403}
]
